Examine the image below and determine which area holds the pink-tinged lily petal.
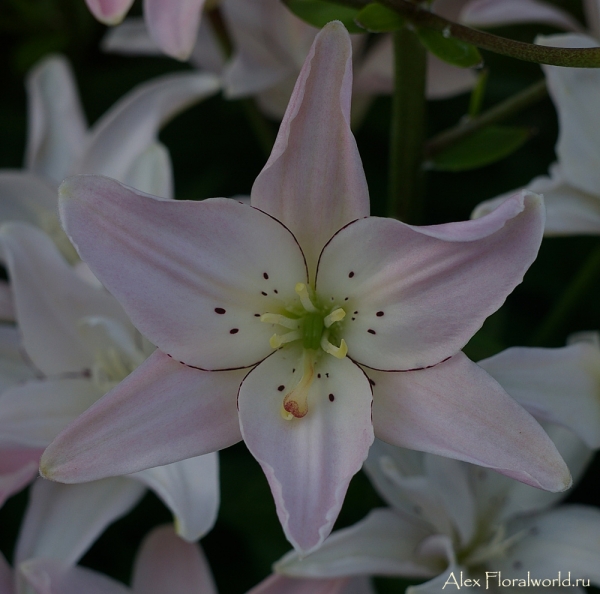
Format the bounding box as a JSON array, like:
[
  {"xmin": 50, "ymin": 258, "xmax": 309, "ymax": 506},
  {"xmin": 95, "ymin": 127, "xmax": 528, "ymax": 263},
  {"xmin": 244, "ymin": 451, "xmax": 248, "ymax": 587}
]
[
  {"xmin": 0, "ymin": 379, "xmax": 99, "ymax": 448},
  {"xmin": 238, "ymin": 344, "xmax": 374, "ymax": 554},
  {"xmin": 132, "ymin": 525, "xmax": 217, "ymax": 594},
  {"xmin": 472, "ymin": 164, "xmax": 600, "ymax": 235},
  {"xmin": 25, "ymin": 55, "xmax": 87, "ymax": 183},
  {"xmin": 20, "ymin": 558, "xmax": 130, "ymax": 594},
  {"xmin": 74, "ymin": 71, "xmax": 219, "ymax": 187},
  {"xmin": 479, "ymin": 343, "xmax": 600, "ymax": 448},
  {"xmin": 15, "ymin": 477, "xmax": 144, "ymax": 566},
  {"xmin": 250, "ymin": 574, "xmax": 375, "ymax": 594},
  {"xmin": 538, "ymin": 34, "xmax": 600, "ymax": 197},
  {"xmin": 0, "ymin": 552, "xmax": 13, "ymax": 594},
  {"xmin": 584, "ymin": 0, "xmax": 600, "ymax": 37},
  {"xmin": 251, "ymin": 22, "xmax": 369, "ymax": 277},
  {"xmin": 461, "ymin": 0, "xmax": 582, "ymax": 31},
  {"xmin": 371, "ymin": 352, "xmax": 571, "ymax": 492},
  {"xmin": 143, "ymin": 0, "xmax": 205, "ymax": 61},
  {"xmin": 316, "ymin": 191, "xmax": 544, "ymax": 371},
  {"xmin": 494, "ymin": 505, "xmax": 600, "ymax": 584},
  {"xmin": 85, "ymin": 0, "xmax": 134, "ymax": 25},
  {"xmin": 131, "ymin": 453, "xmax": 219, "ymax": 542},
  {"xmin": 41, "ymin": 350, "xmax": 244, "ymax": 483},
  {"xmin": 0, "ymin": 223, "xmax": 129, "ymax": 374},
  {"xmin": 479, "ymin": 425, "xmax": 592, "ymax": 524},
  {"xmin": 59, "ymin": 176, "xmax": 308, "ymax": 370},
  {"xmin": 0, "ymin": 448, "xmax": 42, "ymax": 507},
  {"xmin": 275, "ymin": 508, "xmax": 437, "ymax": 579}
]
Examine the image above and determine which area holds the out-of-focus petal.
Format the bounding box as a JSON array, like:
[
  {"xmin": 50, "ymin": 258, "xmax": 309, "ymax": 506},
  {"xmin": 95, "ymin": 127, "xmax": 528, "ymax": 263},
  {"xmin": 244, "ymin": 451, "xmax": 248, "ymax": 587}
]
[
  {"xmin": 0, "ymin": 171, "xmax": 57, "ymax": 225},
  {"xmin": 85, "ymin": 0, "xmax": 134, "ymax": 25},
  {"xmin": 371, "ymin": 353, "xmax": 571, "ymax": 492},
  {"xmin": 426, "ymin": 54, "xmax": 477, "ymax": 100},
  {"xmin": 0, "ymin": 223, "xmax": 128, "ymax": 374},
  {"xmin": 25, "ymin": 55, "xmax": 87, "ymax": 182},
  {"xmin": 41, "ymin": 350, "xmax": 243, "ymax": 483},
  {"xmin": 121, "ymin": 142, "xmax": 173, "ymax": 200},
  {"xmin": 0, "ymin": 379, "xmax": 99, "ymax": 448},
  {"xmin": 143, "ymin": 0, "xmax": 205, "ymax": 60},
  {"xmin": 317, "ymin": 192, "xmax": 544, "ymax": 371},
  {"xmin": 20, "ymin": 558, "xmax": 130, "ymax": 594},
  {"xmin": 59, "ymin": 177, "xmax": 308, "ymax": 370},
  {"xmin": 494, "ymin": 505, "xmax": 600, "ymax": 585},
  {"xmin": 0, "ymin": 325, "xmax": 36, "ymax": 389},
  {"xmin": 250, "ymin": 574, "xmax": 376, "ymax": 594},
  {"xmin": 0, "ymin": 281, "xmax": 14, "ymax": 322},
  {"xmin": 276, "ymin": 508, "xmax": 437, "ymax": 578},
  {"xmin": 74, "ymin": 71, "xmax": 220, "ymax": 183},
  {"xmin": 132, "ymin": 525, "xmax": 217, "ymax": 594},
  {"xmin": 251, "ymin": 22, "xmax": 369, "ymax": 277},
  {"xmin": 102, "ymin": 17, "xmax": 162, "ymax": 55},
  {"xmin": 538, "ymin": 34, "xmax": 600, "ymax": 197},
  {"xmin": 238, "ymin": 345, "xmax": 374, "ymax": 554},
  {"xmin": 0, "ymin": 448, "xmax": 42, "ymax": 507},
  {"xmin": 461, "ymin": 0, "xmax": 582, "ymax": 31},
  {"xmin": 584, "ymin": 0, "xmax": 600, "ymax": 37},
  {"xmin": 15, "ymin": 477, "xmax": 145, "ymax": 566},
  {"xmin": 0, "ymin": 552, "xmax": 13, "ymax": 593},
  {"xmin": 472, "ymin": 165, "xmax": 600, "ymax": 235},
  {"xmin": 131, "ymin": 453, "xmax": 219, "ymax": 542},
  {"xmin": 479, "ymin": 342, "xmax": 600, "ymax": 448}
]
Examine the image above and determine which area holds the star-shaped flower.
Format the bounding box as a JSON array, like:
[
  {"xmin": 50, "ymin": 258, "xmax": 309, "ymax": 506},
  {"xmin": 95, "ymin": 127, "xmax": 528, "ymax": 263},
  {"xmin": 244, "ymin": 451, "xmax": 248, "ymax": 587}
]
[{"xmin": 42, "ymin": 22, "xmax": 569, "ymax": 554}]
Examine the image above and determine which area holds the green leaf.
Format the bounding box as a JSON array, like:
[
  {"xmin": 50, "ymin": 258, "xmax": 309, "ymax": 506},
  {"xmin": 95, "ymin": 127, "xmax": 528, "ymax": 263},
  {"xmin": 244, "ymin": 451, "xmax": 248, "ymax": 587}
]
[
  {"xmin": 284, "ymin": 0, "xmax": 363, "ymax": 33},
  {"xmin": 430, "ymin": 126, "xmax": 531, "ymax": 172},
  {"xmin": 416, "ymin": 27, "xmax": 482, "ymax": 68},
  {"xmin": 355, "ymin": 3, "xmax": 404, "ymax": 32}
]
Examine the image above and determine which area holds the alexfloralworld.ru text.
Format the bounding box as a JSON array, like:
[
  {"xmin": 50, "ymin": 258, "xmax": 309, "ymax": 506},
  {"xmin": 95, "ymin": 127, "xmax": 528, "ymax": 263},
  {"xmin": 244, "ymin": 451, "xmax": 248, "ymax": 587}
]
[{"xmin": 442, "ymin": 571, "xmax": 590, "ymax": 589}]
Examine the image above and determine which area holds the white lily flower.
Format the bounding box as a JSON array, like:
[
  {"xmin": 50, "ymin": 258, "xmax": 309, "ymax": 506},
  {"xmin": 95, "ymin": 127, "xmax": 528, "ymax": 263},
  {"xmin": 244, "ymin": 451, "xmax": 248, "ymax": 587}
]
[
  {"xmin": 0, "ymin": 223, "xmax": 220, "ymax": 566},
  {"xmin": 275, "ymin": 340, "xmax": 600, "ymax": 586},
  {"xmin": 0, "ymin": 53, "xmax": 220, "ymax": 268}
]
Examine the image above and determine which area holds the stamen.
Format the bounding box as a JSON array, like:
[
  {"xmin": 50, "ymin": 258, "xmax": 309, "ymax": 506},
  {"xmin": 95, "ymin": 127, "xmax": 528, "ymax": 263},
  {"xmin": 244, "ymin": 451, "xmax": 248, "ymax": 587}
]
[
  {"xmin": 295, "ymin": 283, "xmax": 318, "ymax": 313},
  {"xmin": 260, "ymin": 313, "xmax": 301, "ymax": 329},
  {"xmin": 282, "ymin": 351, "xmax": 316, "ymax": 420},
  {"xmin": 270, "ymin": 331, "xmax": 301, "ymax": 349},
  {"xmin": 324, "ymin": 308, "xmax": 346, "ymax": 328},
  {"xmin": 320, "ymin": 333, "xmax": 348, "ymax": 359}
]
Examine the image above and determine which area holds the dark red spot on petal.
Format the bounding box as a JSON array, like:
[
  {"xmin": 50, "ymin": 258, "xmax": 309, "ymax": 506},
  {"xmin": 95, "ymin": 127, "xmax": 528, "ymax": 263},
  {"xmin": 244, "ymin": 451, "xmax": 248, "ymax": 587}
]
[
  {"xmin": 215, "ymin": 307, "xmax": 226, "ymax": 314},
  {"xmin": 263, "ymin": 272, "xmax": 269, "ymax": 279},
  {"xmin": 317, "ymin": 373, "xmax": 321, "ymax": 378},
  {"xmin": 354, "ymin": 311, "xmax": 358, "ymax": 314},
  {"xmin": 230, "ymin": 328, "xmax": 239, "ymax": 334},
  {"xmin": 369, "ymin": 378, "xmax": 376, "ymax": 386},
  {"xmin": 278, "ymin": 385, "xmax": 285, "ymax": 391},
  {"xmin": 376, "ymin": 311, "xmax": 384, "ymax": 317},
  {"xmin": 329, "ymin": 393, "xmax": 335, "ymax": 402},
  {"xmin": 254, "ymin": 314, "xmax": 260, "ymax": 317},
  {"xmin": 261, "ymin": 291, "xmax": 268, "ymax": 296},
  {"xmin": 349, "ymin": 271, "xmax": 355, "ymax": 278},
  {"xmin": 368, "ymin": 329, "xmax": 376, "ymax": 334},
  {"xmin": 274, "ymin": 289, "xmax": 278, "ymax": 294}
]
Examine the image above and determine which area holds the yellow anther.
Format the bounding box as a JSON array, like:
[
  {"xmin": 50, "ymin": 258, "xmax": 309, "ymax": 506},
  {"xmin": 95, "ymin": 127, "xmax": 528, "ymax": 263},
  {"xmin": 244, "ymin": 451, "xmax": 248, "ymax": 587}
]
[
  {"xmin": 324, "ymin": 308, "xmax": 346, "ymax": 328},
  {"xmin": 260, "ymin": 313, "xmax": 300, "ymax": 330},
  {"xmin": 320, "ymin": 335, "xmax": 348, "ymax": 359},
  {"xmin": 269, "ymin": 330, "xmax": 302, "ymax": 349},
  {"xmin": 295, "ymin": 283, "xmax": 318, "ymax": 313}
]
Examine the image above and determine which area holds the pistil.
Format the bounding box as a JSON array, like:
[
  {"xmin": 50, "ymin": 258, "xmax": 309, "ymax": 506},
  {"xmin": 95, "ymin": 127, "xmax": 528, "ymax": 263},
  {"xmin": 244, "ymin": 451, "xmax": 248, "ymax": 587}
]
[{"xmin": 282, "ymin": 350, "xmax": 316, "ymax": 420}]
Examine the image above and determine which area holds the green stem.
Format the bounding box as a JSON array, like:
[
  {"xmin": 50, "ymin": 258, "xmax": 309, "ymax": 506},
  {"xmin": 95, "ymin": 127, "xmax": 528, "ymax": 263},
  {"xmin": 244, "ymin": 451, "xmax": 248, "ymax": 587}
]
[
  {"xmin": 530, "ymin": 244, "xmax": 600, "ymax": 346},
  {"xmin": 334, "ymin": 0, "xmax": 600, "ymax": 67},
  {"xmin": 388, "ymin": 27, "xmax": 427, "ymax": 223},
  {"xmin": 425, "ymin": 79, "xmax": 547, "ymax": 158}
]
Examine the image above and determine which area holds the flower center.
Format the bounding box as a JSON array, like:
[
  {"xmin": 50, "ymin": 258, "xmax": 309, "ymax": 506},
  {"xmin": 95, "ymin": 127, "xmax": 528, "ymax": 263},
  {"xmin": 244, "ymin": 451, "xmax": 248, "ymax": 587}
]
[
  {"xmin": 260, "ymin": 282, "xmax": 348, "ymax": 421},
  {"xmin": 460, "ymin": 523, "xmax": 529, "ymax": 568}
]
